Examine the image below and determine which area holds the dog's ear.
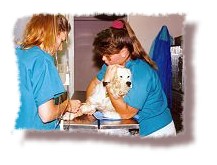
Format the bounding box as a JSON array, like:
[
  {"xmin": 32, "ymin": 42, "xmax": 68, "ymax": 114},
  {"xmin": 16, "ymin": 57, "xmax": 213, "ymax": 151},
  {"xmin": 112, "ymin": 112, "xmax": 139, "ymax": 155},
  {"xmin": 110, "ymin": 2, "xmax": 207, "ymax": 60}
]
[
  {"xmin": 109, "ymin": 72, "xmax": 122, "ymax": 99},
  {"xmin": 113, "ymin": 68, "xmax": 119, "ymax": 80},
  {"xmin": 110, "ymin": 69, "xmax": 121, "ymax": 89}
]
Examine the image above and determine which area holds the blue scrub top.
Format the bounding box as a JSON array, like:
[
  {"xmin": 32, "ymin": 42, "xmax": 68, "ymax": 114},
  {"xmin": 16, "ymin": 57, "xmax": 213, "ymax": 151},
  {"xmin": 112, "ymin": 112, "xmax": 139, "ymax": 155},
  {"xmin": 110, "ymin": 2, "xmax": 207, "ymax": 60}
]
[
  {"xmin": 15, "ymin": 46, "xmax": 65, "ymax": 130},
  {"xmin": 97, "ymin": 59, "xmax": 173, "ymax": 136}
]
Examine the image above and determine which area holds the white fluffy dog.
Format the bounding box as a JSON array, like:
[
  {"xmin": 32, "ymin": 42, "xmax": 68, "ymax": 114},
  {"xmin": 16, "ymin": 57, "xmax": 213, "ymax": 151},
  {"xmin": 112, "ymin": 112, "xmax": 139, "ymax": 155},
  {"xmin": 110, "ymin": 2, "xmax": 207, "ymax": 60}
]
[{"xmin": 63, "ymin": 67, "xmax": 132, "ymax": 120}]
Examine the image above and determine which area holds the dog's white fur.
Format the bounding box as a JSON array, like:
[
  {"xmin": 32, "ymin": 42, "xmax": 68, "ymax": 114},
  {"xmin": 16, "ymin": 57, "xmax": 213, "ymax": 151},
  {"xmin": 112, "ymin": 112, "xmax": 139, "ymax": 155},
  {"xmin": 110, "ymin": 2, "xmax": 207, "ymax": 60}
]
[{"xmin": 63, "ymin": 67, "xmax": 132, "ymax": 120}]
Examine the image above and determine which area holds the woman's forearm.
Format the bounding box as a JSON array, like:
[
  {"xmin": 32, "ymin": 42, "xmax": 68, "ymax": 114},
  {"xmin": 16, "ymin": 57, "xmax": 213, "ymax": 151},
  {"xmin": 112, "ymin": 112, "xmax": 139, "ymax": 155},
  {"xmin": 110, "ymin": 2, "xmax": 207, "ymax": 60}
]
[
  {"xmin": 106, "ymin": 87, "xmax": 138, "ymax": 119},
  {"xmin": 38, "ymin": 99, "xmax": 68, "ymax": 123}
]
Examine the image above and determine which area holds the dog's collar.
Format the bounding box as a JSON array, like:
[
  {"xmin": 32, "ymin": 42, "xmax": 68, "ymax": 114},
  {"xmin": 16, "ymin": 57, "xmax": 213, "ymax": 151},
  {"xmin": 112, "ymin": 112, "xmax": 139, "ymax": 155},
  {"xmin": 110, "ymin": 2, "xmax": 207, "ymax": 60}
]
[{"xmin": 103, "ymin": 81, "xmax": 110, "ymax": 87}]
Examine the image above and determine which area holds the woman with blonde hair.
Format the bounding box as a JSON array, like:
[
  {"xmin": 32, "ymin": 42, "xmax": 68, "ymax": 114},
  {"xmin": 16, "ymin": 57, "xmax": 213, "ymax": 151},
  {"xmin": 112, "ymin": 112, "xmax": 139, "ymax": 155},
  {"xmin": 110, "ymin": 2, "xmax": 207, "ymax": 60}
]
[{"xmin": 15, "ymin": 14, "xmax": 81, "ymax": 130}]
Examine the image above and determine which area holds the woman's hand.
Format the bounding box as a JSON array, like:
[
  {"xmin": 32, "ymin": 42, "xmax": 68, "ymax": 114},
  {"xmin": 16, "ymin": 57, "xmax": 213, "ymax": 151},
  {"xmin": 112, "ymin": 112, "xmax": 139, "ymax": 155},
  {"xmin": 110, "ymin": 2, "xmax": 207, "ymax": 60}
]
[{"xmin": 67, "ymin": 100, "xmax": 81, "ymax": 113}]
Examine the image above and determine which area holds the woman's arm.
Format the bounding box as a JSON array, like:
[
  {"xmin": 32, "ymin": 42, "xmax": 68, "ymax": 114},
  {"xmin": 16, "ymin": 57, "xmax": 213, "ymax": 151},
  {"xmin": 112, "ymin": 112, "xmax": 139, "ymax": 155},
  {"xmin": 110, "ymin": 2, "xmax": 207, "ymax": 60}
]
[
  {"xmin": 38, "ymin": 99, "xmax": 81, "ymax": 123},
  {"xmin": 106, "ymin": 86, "xmax": 138, "ymax": 119}
]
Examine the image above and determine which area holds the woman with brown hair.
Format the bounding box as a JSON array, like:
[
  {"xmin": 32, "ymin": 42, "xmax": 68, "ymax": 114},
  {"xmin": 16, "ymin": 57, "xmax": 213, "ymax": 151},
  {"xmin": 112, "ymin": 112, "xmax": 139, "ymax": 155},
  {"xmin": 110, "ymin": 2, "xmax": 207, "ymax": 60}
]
[
  {"xmin": 15, "ymin": 14, "xmax": 81, "ymax": 130},
  {"xmin": 86, "ymin": 19, "xmax": 176, "ymax": 137}
]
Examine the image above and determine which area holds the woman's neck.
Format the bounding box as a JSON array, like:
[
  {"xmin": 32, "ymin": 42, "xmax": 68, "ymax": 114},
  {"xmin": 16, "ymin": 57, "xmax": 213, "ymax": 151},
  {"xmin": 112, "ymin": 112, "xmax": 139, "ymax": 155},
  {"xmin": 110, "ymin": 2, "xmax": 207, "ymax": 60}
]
[{"xmin": 39, "ymin": 44, "xmax": 54, "ymax": 56}]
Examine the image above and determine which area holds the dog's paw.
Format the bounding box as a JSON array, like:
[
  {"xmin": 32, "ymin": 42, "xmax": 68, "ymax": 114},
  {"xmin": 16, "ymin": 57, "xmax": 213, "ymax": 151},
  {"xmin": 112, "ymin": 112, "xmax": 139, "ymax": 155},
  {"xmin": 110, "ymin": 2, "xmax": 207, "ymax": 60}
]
[
  {"xmin": 62, "ymin": 112, "xmax": 76, "ymax": 120},
  {"xmin": 80, "ymin": 104, "xmax": 90, "ymax": 113},
  {"xmin": 80, "ymin": 104, "xmax": 96, "ymax": 115}
]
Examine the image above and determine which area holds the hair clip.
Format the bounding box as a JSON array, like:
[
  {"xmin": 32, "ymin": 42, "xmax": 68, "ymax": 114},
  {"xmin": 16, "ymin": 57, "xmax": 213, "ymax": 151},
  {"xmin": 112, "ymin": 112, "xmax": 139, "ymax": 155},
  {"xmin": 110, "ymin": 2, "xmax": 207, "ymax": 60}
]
[{"xmin": 112, "ymin": 20, "xmax": 124, "ymax": 29}]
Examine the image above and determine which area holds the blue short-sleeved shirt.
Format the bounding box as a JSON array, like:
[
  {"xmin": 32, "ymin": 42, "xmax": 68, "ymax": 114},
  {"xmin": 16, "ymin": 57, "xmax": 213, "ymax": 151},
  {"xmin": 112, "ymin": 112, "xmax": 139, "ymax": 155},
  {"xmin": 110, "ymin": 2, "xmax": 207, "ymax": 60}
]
[
  {"xmin": 15, "ymin": 46, "xmax": 65, "ymax": 130},
  {"xmin": 97, "ymin": 59, "xmax": 173, "ymax": 136}
]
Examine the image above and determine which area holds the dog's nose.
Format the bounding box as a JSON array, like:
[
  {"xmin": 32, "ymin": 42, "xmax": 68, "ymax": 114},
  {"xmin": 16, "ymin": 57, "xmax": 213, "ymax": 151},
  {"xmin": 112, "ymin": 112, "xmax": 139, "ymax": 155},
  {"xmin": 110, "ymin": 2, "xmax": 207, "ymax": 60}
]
[{"xmin": 126, "ymin": 81, "xmax": 131, "ymax": 87}]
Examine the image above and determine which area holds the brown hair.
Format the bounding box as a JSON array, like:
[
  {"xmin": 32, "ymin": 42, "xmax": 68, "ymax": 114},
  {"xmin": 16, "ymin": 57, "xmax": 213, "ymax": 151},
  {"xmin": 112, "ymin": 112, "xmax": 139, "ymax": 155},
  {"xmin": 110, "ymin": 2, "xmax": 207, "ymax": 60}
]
[
  {"xmin": 20, "ymin": 14, "xmax": 71, "ymax": 54},
  {"xmin": 93, "ymin": 19, "xmax": 157, "ymax": 69}
]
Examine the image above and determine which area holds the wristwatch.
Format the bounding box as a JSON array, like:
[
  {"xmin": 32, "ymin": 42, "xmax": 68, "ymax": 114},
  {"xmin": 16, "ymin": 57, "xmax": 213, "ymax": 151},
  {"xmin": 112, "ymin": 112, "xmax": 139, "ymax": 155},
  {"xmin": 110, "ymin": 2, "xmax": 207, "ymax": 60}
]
[{"xmin": 103, "ymin": 81, "xmax": 110, "ymax": 87}]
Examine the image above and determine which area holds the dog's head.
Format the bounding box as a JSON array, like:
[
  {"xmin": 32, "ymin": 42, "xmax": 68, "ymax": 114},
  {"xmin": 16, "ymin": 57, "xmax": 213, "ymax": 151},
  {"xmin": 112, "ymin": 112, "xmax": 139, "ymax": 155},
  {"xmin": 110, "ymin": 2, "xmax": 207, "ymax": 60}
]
[
  {"xmin": 109, "ymin": 67, "xmax": 132, "ymax": 98},
  {"xmin": 115, "ymin": 67, "xmax": 132, "ymax": 87}
]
